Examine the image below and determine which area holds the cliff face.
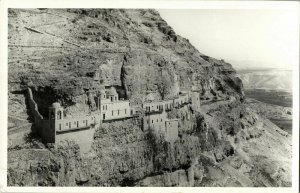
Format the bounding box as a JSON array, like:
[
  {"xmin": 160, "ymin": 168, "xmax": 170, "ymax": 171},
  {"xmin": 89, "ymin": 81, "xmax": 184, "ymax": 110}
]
[
  {"xmin": 8, "ymin": 8, "xmax": 243, "ymax": 114},
  {"xmin": 8, "ymin": 9, "xmax": 291, "ymax": 187}
]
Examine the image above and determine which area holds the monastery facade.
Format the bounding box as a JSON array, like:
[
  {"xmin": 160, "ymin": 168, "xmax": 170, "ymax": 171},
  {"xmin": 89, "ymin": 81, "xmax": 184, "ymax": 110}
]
[{"xmin": 27, "ymin": 86, "xmax": 201, "ymax": 153}]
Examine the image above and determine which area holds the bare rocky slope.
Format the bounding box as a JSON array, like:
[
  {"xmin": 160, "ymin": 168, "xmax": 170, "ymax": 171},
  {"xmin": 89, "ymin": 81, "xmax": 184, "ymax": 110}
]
[{"xmin": 7, "ymin": 9, "xmax": 291, "ymax": 187}]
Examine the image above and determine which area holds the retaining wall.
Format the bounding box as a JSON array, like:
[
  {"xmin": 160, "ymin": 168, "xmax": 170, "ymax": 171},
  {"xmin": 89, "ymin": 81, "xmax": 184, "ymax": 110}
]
[
  {"xmin": 56, "ymin": 127, "xmax": 96, "ymax": 153},
  {"xmin": 165, "ymin": 119, "xmax": 179, "ymax": 142}
]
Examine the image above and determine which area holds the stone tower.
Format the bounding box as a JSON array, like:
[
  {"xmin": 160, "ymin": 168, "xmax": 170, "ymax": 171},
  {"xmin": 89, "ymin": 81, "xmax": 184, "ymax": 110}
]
[{"xmin": 48, "ymin": 102, "xmax": 64, "ymax": 131}]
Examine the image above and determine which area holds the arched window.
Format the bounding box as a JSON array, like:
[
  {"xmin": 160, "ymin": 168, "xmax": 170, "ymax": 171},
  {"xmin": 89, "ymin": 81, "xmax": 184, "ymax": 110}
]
[{"xmin": 57, "ymin": 111, "xmax": 62, "ymax": 120}]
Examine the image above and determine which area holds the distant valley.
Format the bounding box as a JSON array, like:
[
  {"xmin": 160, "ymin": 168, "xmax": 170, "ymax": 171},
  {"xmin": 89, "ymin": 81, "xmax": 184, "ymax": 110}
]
[
  {"xmin": 237, "ymin": 68, "xmax": 292, "ymax": 92},
  {"xmin": 236, "ymin": 67, "xmax": 293, "ymax": 134}
]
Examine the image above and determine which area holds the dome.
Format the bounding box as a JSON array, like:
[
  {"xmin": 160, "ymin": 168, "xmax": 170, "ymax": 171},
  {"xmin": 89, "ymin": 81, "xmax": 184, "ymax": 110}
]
[
  {"xmin": 146, "ymin": 93, "xmax": 155, "ymax": 102},
  {"xmin": 99, "ymin": 89, "xmax": 106, "ymax": 95},
  {"xmin": 106, "ymin": 87, "xmax": 118, "ymax": 96},
  {"xmin": 51, "ymin": 102, "xmax": 61, "ymax": 108}
]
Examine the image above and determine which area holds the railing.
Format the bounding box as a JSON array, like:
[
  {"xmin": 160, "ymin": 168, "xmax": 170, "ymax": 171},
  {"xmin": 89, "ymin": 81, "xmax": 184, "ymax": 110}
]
[
  {"xmin": 102, "ymin": 116, "xmax": 134, "ymax": 123},
  {"xmin": 56, "ymin": 125, "xmax": 91, "ymax": 134},
  {"xmin": 144, "ymin": 109, "xmax": 163, "ymax": 115}
]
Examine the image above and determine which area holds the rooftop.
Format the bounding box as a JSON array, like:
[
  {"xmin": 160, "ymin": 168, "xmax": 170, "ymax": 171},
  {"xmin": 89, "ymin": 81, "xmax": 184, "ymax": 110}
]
[
  {"xmin": 51, "ymin": 102, "xmax": 61, "ymax": 108},
  {"xmin": 106, "ymin": 87, "xmax": 118, "ymax": 96}
]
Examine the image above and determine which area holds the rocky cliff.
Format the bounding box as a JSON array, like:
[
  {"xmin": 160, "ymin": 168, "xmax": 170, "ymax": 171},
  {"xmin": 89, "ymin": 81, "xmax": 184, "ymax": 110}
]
[
  {"xmin": 8, "ymin": 9, "xmax": 291, "ymax": 187},
  {"xmin": 8, "ymin": 8, "xmax": 243, "ymax": 115}
]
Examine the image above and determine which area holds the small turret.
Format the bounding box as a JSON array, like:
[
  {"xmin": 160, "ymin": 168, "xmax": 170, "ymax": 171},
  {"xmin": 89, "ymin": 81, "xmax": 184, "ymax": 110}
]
[
  {"xmin": 106, "ymin": 87, "xmax": 118, "ymax": 102},
  {"xmin": 48, "ymin": 102, "xmax": 64, "ymax": 120}
]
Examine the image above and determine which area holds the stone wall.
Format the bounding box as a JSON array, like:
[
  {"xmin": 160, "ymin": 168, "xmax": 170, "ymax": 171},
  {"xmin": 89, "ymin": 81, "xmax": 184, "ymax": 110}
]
[
  {"xmin": 27, "ymin": 88, "xmax": 55, "ymax": 143},
  {"xmin": 143, "ymin": 112, "xmax": 167, "ymax": 132},
  {"xmin": 39, "ymin": 119, "xmax": 55, "ymax": 143},
  {"xmin": 165, "ymin": 119, "xmax": 179, "ymax": 142},
  {"xmin": 56, "ymin": 127, "xmax": 96, "ymax": 153}
]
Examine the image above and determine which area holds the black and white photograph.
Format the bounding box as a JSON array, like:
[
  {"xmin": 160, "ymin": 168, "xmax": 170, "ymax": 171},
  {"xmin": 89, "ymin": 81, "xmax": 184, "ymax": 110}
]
[{"xmin": 1, "ymin": 0, "xmax": 299, "ymax": 191}]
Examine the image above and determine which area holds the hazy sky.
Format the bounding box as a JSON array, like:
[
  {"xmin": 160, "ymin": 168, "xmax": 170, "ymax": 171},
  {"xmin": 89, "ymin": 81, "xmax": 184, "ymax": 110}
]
[{"xmin": 158, "ymin": 9, "xmax": 298, "ymax": 70}]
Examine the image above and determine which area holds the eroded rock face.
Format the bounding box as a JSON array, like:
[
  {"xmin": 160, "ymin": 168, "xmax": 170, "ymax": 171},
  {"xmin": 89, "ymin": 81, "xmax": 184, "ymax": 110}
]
[
  {"xmin": 8, "ymin": 8, "xmax": 243, "ymax": 113},
  {"xmin": 8, "ymin": 9, "xmax": 291, "ymax": 187}
]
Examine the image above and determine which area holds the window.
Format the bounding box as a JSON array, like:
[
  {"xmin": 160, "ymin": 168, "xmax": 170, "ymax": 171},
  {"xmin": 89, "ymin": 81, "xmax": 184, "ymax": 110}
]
[
  {"xmin": 112, "ymin": 111, "xmax": 114, "ymax": 116},
  {"xmin": 115, "ymin": 96, "xmax": 117, "ymax": 100},
  {"xmin": 50, "ymin": 111, "xmax": 55, "ymax": 120},
  {"xmin": 57, "ymin": 111, "xmax": 62, "ymax": 120},
  {"xmin": 152, "ymin": 120, "xmax": 153, "ymax": 123},
  {"xmin": 147, "ymin": 120, "xmax": 149, "ymax": 124},
  {"xmin": 59, "ymin": 124, "xmax": 61, "ymax": 130},
  {"xmin": 125, "ymin": 109, "xmax": 127, "ymax": 114},
  {"xmin": 118, "ymin": 110, "xmax": 119, "ymax": 115},
  {"xmin": 157, "ymin": 105, "xmax": 158, "ymax": 109},
  {"xmin": 161, "ymin": 119, "xmax": 162, "ymax": 122},
  {"xmin": 66, "ymin": 123, "xmax": 68, "ymax": 126},
  {"xmin": 103, "ymin": 106, "xmax": 104, "ymax": 110},
  {"xmin": 157, "ymin": 119, "xmax": 158, "ymax": 122}
]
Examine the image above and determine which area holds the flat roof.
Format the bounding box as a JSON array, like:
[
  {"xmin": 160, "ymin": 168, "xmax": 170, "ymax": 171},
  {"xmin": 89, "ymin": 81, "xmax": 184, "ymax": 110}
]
[
  {"xmin": 166, "ymin": 119, "xmax": 179, "ymax": 122},
  {"xmin": 101, "ymin": 100, "xmax": 130, "ymax": 104}
]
